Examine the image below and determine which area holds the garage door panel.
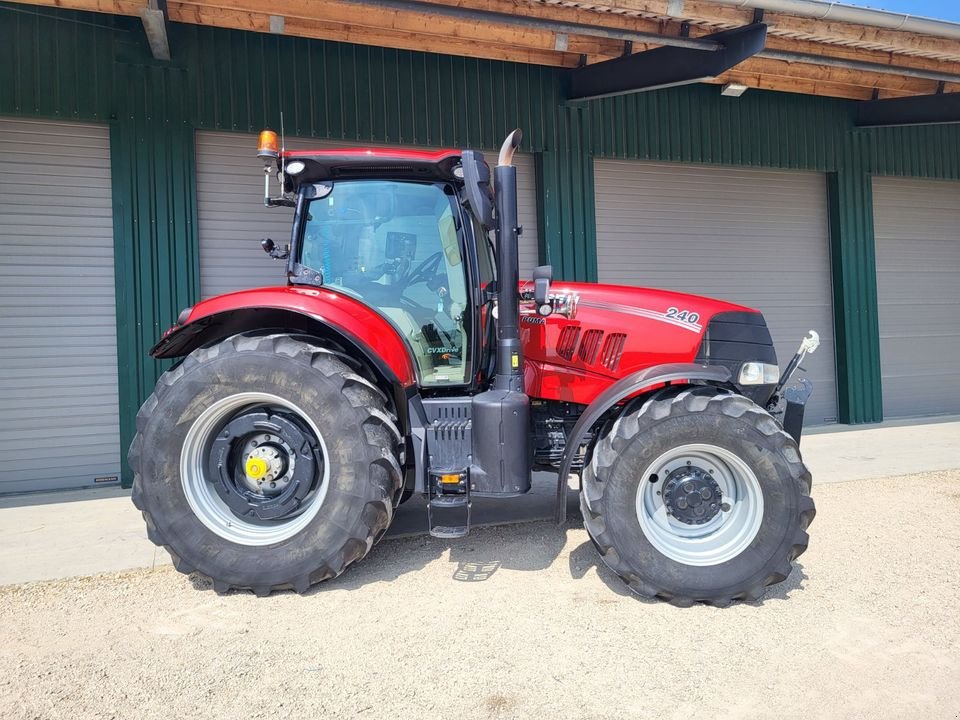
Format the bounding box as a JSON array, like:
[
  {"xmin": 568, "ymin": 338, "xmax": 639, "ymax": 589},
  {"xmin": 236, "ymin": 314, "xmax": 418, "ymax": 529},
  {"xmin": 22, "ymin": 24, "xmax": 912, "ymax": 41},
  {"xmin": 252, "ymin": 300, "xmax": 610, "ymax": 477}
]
[
  {"xmin": 0, "ymin": 118, "xmax": 121, "ymax": 493},
  {"xmin": 879, "ymin": 303, "xmax": 956, "ymax": 329},
  {"xmin": 595, "ymin": 160, "xmax": 838, "ymax": 425},
  {"xmin": 197, "ymin": 131, "xmax": 539, "ymax": 299},
  {"xmin": 882, "ymin": 383, "xmax": 960, "ymax": 420},
  {"xmin": 874, "ymin": 176, "xmax": 960, "ymax": 419}
]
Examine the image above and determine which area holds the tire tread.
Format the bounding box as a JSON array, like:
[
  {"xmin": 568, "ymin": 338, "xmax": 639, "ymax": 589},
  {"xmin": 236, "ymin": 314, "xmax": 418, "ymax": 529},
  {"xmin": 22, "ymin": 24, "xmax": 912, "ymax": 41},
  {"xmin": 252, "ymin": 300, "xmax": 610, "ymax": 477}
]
[
  {"xmin": 128, "ymin": 332, "xmax": 403, "ymax": 596},
  {"xmin": 581, "ymin": 388, "xmax": 815, "ymax": 607}
]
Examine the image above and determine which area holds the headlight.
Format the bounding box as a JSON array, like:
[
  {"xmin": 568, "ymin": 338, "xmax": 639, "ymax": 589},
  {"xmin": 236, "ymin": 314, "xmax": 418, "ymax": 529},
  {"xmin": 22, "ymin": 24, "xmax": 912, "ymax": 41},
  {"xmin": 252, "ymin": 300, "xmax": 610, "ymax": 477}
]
[
  {"xmin": 285, "ymin": 160, "xmax": 306, "ymax": 175},
  {"xmin": 739, "ymin": 362, "xmax": 779, "ymax": 385}
]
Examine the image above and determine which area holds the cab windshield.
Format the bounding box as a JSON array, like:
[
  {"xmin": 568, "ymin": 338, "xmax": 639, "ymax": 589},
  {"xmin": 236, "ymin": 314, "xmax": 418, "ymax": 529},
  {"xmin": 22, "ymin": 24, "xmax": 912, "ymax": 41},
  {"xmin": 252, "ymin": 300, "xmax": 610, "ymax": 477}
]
[{"xmin": 300, "ymin": 180, "xmax": 472, "ymax": 386}]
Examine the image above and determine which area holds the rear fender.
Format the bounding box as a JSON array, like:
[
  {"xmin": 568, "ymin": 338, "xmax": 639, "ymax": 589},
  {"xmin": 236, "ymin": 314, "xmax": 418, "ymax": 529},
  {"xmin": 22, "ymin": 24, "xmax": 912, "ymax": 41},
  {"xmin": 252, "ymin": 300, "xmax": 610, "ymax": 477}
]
[
  {"xmin": 554, "ymin": 362, "xmax": 732, "ymax": 523},
  {"xmin": 151, "ymin": 288, "xmax": 419, "ymax": 431}
]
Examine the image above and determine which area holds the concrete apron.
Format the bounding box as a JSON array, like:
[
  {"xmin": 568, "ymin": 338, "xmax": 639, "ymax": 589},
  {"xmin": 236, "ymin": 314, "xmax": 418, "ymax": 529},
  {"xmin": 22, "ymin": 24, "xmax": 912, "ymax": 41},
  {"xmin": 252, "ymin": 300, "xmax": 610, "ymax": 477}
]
[{"xmin": 1, "ymin": 418, "xmax": 958, "ymax": 586}]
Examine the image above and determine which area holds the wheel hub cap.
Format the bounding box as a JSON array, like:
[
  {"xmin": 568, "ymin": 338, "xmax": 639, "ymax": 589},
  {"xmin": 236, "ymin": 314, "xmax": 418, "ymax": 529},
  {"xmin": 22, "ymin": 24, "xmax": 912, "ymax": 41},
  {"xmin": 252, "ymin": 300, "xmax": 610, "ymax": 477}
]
[
  {"xmin": 181, "ymin": 392, "xmax": 331, "ymax": 547},
  {"xmin": 662, "ymin": 467, "xmax": 722, "ymax": 525},
  {"xmin": 207, "ymin": 410, "xmax": 320, "ymax": 521},
  {"xmin": 244, "ymin": 455, "xmax": 269, "ymax": 481}
]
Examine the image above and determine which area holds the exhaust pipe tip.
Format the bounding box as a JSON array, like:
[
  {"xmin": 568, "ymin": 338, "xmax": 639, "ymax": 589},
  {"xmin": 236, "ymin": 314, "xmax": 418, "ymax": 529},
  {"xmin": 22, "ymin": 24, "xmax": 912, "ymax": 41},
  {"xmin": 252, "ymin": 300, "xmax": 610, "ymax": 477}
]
[{"xmin": 498, "ymin": 128, "xmax": 523, "ymax": 167}]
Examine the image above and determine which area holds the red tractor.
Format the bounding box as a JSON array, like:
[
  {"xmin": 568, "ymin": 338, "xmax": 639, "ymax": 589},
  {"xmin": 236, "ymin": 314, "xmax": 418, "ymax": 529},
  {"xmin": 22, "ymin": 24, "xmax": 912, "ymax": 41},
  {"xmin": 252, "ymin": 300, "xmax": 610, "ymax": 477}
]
[{"xmin": 131, "ymin": 129, "xmax": 818, "ymax": 606}]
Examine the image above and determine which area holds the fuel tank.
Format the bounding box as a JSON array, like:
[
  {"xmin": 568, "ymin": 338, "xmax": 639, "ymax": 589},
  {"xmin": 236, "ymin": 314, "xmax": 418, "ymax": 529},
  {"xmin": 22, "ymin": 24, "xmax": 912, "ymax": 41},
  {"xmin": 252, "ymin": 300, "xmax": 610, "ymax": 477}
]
[{"xmin": 520, "ymin": 281, "xmax": 766, "ymax": 405}]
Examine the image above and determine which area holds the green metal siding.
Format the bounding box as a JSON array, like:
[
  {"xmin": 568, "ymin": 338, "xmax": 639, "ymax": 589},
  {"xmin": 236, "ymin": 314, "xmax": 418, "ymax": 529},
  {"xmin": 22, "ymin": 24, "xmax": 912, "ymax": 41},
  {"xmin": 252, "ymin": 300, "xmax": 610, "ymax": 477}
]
[
  {"xmin": 181, "ymin": 24, "xmax": 563, "ymax": 153},
  {"xmin": 4, "ymin": 0, "xmax": 960, "ymax": 476},
  {"xmin": 0, "ymin": 4, "xmax": 119, "ymax": 123},
  {"xmin": 827, "ymin": 170, "xmax": 883, "ymax": 424},
  {"xmin": 109, "ymin": 61, "xmax": 199, "ymax": 471},
  {"xmin": 588, "ymin": 84, "xmax": 851, "ymax": 170}
]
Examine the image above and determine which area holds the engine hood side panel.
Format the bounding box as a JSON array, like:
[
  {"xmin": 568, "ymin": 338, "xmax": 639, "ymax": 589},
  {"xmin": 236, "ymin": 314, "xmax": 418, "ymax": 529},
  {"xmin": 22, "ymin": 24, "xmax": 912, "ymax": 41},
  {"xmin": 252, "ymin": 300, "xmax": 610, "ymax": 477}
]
[{"xmin": 521, "ymin": 281, "xmax": 762, "ymax": 404}]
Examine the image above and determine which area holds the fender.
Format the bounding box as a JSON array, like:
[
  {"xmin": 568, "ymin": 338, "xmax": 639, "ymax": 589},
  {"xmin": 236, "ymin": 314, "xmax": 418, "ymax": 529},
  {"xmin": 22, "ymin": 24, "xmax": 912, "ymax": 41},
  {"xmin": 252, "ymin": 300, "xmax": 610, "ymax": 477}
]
[
  {"xmin": 151, "ymin": 286, "xmax": 419, "ymax": 427},
  {"xmin": 553, "ymin": 362, "xmax": 732, "ymax": 523}
]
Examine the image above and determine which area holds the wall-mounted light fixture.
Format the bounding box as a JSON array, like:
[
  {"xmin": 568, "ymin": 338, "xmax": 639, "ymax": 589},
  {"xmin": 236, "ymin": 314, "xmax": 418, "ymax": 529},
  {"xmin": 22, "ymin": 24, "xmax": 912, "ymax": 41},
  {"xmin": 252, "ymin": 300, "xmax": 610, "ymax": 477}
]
[{"xmin": 721, "ymin": 82, "xmax": 749, "ymax": 97}]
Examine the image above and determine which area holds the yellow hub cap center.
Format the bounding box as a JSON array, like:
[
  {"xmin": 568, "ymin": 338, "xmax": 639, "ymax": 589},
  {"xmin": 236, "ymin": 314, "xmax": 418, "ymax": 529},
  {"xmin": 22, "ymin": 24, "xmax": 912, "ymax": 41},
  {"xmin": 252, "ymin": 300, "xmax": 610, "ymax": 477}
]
[{"xmin": 245, "ymin": 457, "xmax": 269, "ymax": 480}]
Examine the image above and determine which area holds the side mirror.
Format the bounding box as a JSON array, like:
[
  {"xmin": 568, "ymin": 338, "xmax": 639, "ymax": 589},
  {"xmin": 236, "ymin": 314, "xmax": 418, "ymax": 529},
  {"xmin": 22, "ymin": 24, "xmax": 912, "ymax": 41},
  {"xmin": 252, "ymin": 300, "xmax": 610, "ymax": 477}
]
[
  {"xmin": 533, "ymin": 264, "xmax": 553, "ymax": 312},
  {"xmin": 261, "ymin": 238, "xmax": 289, "ymax": 260},
  {"xmin": 460, "ymin": 150, "xmax": 495, "ymax": 231}
]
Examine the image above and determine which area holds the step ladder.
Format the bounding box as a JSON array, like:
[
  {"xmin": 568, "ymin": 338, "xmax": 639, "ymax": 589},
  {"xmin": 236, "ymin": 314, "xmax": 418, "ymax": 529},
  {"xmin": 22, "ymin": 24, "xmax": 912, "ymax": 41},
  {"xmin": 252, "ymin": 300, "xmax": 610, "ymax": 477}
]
[{"xmin": 427, "ymin": 469, "xmax": 471, "ymax": 539}]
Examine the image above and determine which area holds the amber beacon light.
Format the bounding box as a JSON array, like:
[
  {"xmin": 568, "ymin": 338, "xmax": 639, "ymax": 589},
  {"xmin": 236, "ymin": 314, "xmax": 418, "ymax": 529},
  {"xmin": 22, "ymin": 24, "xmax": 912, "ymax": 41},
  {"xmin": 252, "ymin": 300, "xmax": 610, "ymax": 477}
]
[{"xmin": 257, "ymin": 130, "xmax": 279, "ymax": 160}]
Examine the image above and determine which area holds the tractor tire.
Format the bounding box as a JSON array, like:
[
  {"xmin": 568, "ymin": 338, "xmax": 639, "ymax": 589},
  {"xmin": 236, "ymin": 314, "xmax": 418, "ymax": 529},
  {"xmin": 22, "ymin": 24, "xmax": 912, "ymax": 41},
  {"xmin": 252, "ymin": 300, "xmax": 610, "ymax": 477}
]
[
  {"xmin": 129, "ymin": 333, "xmax": 403, "ymax": 596},
  {"xmin": 581, "ymin": 388, "xmax": 815, "ymax": 607}
]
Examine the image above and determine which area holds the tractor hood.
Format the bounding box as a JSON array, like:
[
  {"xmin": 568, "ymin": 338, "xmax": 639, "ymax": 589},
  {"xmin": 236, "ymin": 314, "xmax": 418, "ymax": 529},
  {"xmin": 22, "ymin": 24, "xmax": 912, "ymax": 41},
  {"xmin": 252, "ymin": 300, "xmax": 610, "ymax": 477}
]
[{"xmin": 520, "ymin": 280, "xmax": 777, "ymax": 405}]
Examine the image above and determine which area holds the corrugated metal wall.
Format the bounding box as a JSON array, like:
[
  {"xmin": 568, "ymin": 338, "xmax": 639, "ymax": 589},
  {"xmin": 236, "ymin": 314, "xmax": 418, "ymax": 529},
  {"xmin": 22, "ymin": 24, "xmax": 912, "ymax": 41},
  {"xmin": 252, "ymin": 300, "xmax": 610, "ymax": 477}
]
[
  {"xmin": 183, "ymin": 25, "xmax": 563, "ymax": 154},
  {"xmin": 4, "ymin": 0, "xmax": 960, "ymax": 484}
]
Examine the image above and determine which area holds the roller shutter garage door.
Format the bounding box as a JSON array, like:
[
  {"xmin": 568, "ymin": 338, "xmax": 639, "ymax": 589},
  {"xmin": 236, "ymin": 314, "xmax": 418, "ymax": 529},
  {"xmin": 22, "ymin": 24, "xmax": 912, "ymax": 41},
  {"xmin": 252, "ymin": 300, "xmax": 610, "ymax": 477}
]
[
  {"xmin": 873, "ymin": 177, "xmax": 960, "ymax": 418},
  {"xmin": 595, "ymin": 160, "xmax": 838, "ymax": 425},
  {"xmin": 0, "ymin": 119, "xmax": 121, "ymax": 493},
  {"xmin": 196, "ymin": 131, "xmax": 540, "ymax": 298}
]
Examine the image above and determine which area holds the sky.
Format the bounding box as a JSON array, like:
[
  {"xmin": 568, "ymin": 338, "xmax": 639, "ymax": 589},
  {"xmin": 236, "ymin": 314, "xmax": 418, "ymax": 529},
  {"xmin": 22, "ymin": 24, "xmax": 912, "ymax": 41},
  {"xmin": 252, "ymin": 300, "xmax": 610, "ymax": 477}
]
[{"xmin": 843, "ymin": 0, "xmax": 960, "ymax": 22}]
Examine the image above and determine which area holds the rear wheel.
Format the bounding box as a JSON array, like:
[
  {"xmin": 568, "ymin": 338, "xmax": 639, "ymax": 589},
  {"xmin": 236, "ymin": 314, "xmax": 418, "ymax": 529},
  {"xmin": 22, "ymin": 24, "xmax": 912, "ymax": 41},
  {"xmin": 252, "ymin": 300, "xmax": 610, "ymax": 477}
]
[
  {"xmin": 581, "ymin": 388, "xmax": 815, "ymax": 607},
  {"xmin": 130, "ymin": 333, "xmax": 403, "ymax": 595}
]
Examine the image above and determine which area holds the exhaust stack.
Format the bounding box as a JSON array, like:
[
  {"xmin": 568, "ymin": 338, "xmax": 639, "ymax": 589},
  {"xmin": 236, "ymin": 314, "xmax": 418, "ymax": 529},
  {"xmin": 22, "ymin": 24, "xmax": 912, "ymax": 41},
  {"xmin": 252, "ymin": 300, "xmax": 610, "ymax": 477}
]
[
  {"xmin": 492, "ymin": 128, "xmax": 524, "ymax": 393},
  {"xmin": 468, "ymin": 129, "xmax": 531, "ymax": 496}
]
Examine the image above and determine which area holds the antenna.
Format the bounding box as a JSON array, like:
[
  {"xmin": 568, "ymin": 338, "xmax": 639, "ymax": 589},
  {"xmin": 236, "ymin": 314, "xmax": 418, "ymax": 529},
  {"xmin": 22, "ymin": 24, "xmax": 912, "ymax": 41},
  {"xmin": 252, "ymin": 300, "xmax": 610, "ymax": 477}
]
[{"xmin": 279, "ymin": 111, "xmax": 286, "ymax": 195}]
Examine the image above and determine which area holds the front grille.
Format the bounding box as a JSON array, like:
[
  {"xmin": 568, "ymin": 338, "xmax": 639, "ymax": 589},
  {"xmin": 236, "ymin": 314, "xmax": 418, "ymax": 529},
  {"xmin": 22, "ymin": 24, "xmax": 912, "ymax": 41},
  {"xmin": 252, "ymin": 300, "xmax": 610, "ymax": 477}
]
[
  {"xmin": 696, "ymin": 311, "xmax": 776, "ymax": 367},
  {"xmin": 696, "ymin": 311, "xmax": 777, "ymax": 405}
]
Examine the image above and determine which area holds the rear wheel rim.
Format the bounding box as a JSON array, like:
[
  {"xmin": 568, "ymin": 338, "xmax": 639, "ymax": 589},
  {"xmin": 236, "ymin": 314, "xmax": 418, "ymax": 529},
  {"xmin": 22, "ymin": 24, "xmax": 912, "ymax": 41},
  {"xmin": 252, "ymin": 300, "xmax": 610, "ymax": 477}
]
[
  {"xmin": 634, "ymin": 443, "xmax": 763, "ymax": 567},
  {"xmin": 180, "ymin": 392, "xmax": 330, "ymax": 546}
]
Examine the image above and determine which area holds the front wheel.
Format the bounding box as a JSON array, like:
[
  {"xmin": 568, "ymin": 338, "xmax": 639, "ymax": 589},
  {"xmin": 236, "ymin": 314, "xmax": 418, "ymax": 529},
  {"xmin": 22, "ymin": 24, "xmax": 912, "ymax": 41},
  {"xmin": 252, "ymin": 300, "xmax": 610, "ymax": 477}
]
[
  {"xmin": 581, "ymin": 389, "xmax": 815, "ymax": 607},
  {"xmin": 130, "ymin": 333, "xmax": 403, "ymax": 596}
]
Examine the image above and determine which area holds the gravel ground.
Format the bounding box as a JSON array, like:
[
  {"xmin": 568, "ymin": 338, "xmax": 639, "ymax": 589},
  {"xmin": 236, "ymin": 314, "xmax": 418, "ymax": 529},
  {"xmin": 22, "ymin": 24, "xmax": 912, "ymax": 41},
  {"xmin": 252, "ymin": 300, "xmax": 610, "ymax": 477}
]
[{"xmin": 2, "ymin": 470, "xmax": 959, "ymax": 720}]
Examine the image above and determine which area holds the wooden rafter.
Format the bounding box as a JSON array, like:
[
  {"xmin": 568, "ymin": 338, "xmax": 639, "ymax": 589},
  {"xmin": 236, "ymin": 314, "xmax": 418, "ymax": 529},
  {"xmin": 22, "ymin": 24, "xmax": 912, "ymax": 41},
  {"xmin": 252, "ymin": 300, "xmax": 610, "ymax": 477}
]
[
  {"xmin": 172, "ymin": 0, "xmax": 626, "ymax": 59},
  {"xmin": 7, "ymin": 0, "xmax": 960, "ymax": 100},
  {"xmin": 554, "ymin": 0, "xmax": 960, "ymax": 61}
]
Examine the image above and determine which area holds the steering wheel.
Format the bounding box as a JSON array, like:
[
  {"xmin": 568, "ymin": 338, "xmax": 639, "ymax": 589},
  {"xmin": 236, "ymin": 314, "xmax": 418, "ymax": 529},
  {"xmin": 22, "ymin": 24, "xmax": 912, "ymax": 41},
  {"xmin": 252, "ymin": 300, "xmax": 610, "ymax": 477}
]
[{"xmin": 404, "ymin": 251, "xmax": 444, "ymax": 289}]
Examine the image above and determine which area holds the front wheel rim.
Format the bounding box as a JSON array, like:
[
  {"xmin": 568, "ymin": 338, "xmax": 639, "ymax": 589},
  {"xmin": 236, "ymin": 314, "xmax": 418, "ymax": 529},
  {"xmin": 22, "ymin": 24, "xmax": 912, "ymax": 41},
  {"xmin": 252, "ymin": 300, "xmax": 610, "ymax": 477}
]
[
  {"xmin": 180, "ymin": 392, "xmax": 330, "ymax": 546},
  {"xmin": 635, "ymin": 443, "xmax": 764, "ymax": 567}
]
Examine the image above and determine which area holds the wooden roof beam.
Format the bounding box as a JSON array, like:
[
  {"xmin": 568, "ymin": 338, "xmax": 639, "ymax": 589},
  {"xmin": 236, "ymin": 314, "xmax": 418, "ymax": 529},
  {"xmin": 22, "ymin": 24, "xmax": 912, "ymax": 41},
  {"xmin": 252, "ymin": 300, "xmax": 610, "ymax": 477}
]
[
  {"xmin": 174, "ymin": 0, "xmax": 628, "ymax": 59},
  {"xmin": 569, "ymin": 0, "xmax": 960, "ymax": 59},
  {"xmin": 7, "ymin": 0, "xmax": 147, "ymax": 15},
  {"xmin": 167, "ymin": 3, "xmax": 584, "ymax": 66}
]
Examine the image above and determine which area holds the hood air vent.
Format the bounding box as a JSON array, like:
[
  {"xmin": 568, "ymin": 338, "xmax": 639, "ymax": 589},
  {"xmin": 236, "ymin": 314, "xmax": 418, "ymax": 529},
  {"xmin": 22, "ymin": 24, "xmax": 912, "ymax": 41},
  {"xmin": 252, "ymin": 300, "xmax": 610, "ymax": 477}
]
[
  {"xmin": 578, "ymin": 329, "xmax": 604, "ymax": 364},
  {"xmin": 556, "ymin": 326, "xmax": 581, "ymax": 361},
  {"xmin": 600, "ymin": 333, "xmax": 627, "ymax": 371}
]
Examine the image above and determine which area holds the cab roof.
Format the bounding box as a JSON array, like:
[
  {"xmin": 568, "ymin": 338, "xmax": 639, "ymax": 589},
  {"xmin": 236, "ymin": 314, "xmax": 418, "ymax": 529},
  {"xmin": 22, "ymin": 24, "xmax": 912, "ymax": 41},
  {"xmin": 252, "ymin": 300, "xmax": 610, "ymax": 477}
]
[{"xmin": 281, "ymin": 147, "xmax": 464, "ymax": 184}]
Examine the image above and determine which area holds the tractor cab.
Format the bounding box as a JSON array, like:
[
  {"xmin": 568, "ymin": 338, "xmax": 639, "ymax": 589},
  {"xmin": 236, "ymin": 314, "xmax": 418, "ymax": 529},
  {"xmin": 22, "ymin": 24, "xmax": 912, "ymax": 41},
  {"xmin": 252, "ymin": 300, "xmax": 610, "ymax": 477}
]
[{"xmin": 255, "ymin": 133, "xmax": 516, "ymax": 391}]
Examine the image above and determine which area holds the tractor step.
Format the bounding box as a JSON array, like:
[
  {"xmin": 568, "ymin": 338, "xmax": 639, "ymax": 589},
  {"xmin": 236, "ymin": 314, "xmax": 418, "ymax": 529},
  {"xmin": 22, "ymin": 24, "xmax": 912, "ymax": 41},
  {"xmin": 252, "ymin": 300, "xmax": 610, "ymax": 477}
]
[
  {"xmin": 427, "ymin": 496, "xmax": 472, "ymax": 539},
  {"xmin": 429, "ymin": 495, "xmax": 469, "ymax": 508},
  {"xmin": 427, "ymin": 468, "xmax": 471, "ymax": 539},
  {"xmin": 429, "ymin": 525, "xmax": 470, "ymax": 539}
]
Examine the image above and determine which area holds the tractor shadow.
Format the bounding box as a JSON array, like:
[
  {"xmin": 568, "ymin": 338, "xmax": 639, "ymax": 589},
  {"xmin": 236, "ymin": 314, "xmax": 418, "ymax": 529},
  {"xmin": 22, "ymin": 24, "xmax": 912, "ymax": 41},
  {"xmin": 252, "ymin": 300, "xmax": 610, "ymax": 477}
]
[
  {"xmin": 567, "ymin": 537, "xmax": 810, "ymax": 606},
  {"xmin": 318, "ymin": 517, "xmax": 574, "ymax": 593},
  {"xmin": 310, "ymin": 472, "xmax": 579, "ymax": 591}
]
